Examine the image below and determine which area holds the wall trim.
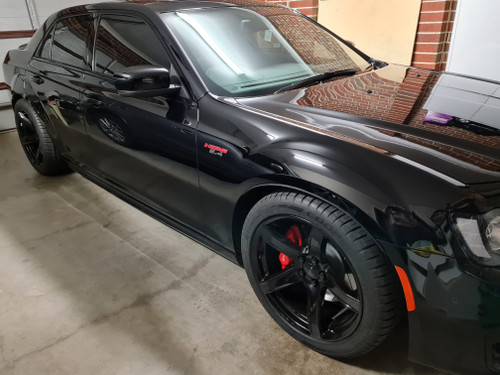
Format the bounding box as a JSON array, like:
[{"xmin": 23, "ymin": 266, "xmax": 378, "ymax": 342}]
[{"xmin": 0, "ymin": 30, "xmax": 36, "ymax": 39}]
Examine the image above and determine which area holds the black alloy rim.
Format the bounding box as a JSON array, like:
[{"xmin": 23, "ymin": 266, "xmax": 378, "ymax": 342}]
[
  {"xmin": 251, "ymin": 216, "xmax": 362, "ymax": 341},
  {"xmin": 17, "ymin": 110, "xmax": 43, "ymax": 166}
]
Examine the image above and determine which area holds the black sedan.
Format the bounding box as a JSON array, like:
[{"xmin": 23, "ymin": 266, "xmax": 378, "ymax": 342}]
[{"xmin": 3, "ymin": 1, "xmax": 500, "ymax": 374}]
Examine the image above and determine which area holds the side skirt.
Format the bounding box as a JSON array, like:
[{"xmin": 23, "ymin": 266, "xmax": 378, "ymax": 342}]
[{"xmin": 66, "ymin": 160, "xmax": 240, "ymax": 266}]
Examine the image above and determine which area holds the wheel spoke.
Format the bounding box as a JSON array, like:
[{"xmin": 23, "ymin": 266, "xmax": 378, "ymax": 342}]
[
  {"xmin": 328, "ymin": 283, "xmax": 361, "ymax": 313},
  {"xmin": 259, "ymin": 267, "xmax": 301, "ymax": 294},
  {"xmin": 260, "ymin": 225, "xmax": 303, "ymax": 261},
  {"xmin": 307, "ymin": 226, "xmax": 325, "ymax": 260},
  {"xmin": 330, "ymin": 306, "xmax": 350, "ymax": 323},
  {"xmin": 21, "ymin": 135, "xmax": 38, "ymax": 147},
  {"xmin": 307, "ymin": 284, "xmax": 327, "ymax": 339},
  {"xmin": 326, "ymin": 242, "xmax": 347, "ymax": 282}
]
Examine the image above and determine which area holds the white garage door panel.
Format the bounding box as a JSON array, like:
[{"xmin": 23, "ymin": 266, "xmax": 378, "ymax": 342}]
[
  {"xmin": 0, "ymin": 1, "xmax": 31, "ymax": 17},
  {"xmin": 0, "ymin": 18, "xmax": 32, "ymax": 32},
  {"xmin": 0, "ymin": 0, "xmax": 32, "ymax": 31},
  {"xmin": 447, "ymin": 0, "xmax": 500, "ymax": 82},
  {"xmin": 34, "ymin": 0, "xmax": 120, "ymax": 25}
]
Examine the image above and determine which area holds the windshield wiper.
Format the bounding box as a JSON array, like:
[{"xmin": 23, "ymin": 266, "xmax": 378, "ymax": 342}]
[{"xmin": 274, "ymin": 68, "xmax": 357, "ymax": 94}]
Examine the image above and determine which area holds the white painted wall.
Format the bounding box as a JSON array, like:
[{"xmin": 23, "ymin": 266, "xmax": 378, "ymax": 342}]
[
  {"xmin": 447, "ymin": 0, "xmax": 500, "ymax": 82},
  {"xmin": 318, "ymin": 0, "xmax": 421, "ymax": 66}
]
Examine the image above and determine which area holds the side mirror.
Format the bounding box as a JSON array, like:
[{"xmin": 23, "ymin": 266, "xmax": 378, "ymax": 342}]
[{"xmin": 113, "ymin": 65, "xmax": 181, "ymax": 97}]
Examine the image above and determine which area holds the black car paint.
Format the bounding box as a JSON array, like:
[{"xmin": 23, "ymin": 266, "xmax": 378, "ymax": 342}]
[{"xmin": 3, "ymin": 1, "xmax": 500, "ymax": 374}]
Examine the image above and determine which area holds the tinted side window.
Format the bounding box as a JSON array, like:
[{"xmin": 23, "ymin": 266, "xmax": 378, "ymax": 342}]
[
  {"xmin": 95, "ymin": 15, "xmax": 169, "ymax": 76},
  {"xmin": 51, "ymin": 16, "xmax": 93, "ymax": 69},
  {"xmin": 39, "ymin": 30, "xmax": 53, "ymax": 60}
]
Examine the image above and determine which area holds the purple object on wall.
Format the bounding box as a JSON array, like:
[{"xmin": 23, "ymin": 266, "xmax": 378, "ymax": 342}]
[{"xmin": 424, "ymin": 111, "xmax": 453, "ymax": 125}]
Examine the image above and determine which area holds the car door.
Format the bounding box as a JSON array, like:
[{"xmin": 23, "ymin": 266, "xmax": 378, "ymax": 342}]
[
  {"xmin": 27, "ymin": 14, "xmax": 93, "ymax": 162},
  {"xmin": 80, "ymin": 13, "xmax": 202, "ymax": 229}
]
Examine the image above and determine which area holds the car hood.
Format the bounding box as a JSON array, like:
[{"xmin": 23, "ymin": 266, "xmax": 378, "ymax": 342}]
[{"xmin": 236, "ymin": 64, "xmax": 500, "ymax": 184}]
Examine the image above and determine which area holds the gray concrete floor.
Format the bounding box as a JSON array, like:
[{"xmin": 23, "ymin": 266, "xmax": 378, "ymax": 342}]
[
  {"xmin": 0, "ymin": 106, "xmax": 15, "ymax": 132},
  {"xmin": 0, "ymin": 131, "xmax": 447, "ymax": 375}
]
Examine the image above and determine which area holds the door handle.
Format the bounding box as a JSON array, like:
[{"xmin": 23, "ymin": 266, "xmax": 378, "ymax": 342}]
[{"xmin": 31, "ymin": 75, "xmax": 44, "ymax": 84}]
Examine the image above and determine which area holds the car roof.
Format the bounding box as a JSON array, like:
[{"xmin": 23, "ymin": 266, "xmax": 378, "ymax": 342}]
[
  {"xmin": 128, "ymin": 0, "xmax": 268, "ymax": 8},
  {"xmin": 62, "ymin": 0, "xmax": 279, "ymax": 15}
]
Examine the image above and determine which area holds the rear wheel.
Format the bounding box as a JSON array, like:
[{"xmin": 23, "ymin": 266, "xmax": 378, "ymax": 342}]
[
  {"xmin": 241, "ymin": 192, "xmax": 402, "ymax": 357},
  {"xmin": 14, "ymin": 99, "xmax": 71, "ymax": 175}
]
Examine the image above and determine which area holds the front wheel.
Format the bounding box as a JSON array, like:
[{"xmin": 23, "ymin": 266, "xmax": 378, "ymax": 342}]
[{"xmin": 241, "ymin": 192, "xmax": 402, "ymax": 358}]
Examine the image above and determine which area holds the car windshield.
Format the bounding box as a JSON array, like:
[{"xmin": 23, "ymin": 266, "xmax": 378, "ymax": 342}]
[{"xmin": 162, "ymin": 7, "xmax": 370, "ymax": 97}]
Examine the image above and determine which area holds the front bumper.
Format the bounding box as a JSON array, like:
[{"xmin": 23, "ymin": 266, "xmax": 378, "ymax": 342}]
[{"xmin": 404, "ymin": 249, "xmax": 500, "ymax": 374}]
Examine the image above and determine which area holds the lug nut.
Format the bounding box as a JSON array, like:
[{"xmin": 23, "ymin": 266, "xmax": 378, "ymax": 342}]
[
  {"xmin": 312, "ymin": 280, "xmax": 319, "ymax": 287},
  {"xmin": 299, "ymin": 270, "xmax": 305, "ymax": 277}
]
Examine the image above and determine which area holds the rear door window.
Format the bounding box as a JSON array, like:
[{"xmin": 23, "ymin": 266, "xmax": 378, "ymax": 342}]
[{"xmin": 48, "ymin": 15, "xmax": 93, "ymax": 69}]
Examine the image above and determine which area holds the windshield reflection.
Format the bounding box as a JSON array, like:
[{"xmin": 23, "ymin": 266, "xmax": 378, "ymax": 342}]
[{"xmin": 163, "ymin": 7, "xmax": 369, "ymax": 96}]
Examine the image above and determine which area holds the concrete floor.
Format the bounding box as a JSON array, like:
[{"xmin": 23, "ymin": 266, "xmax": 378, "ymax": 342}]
[
  {"xmin": 0, "ymin": 106, "xmax": 15, "ymax": 131},
  {"xmin": 0, "ymin": 131, "xmax": 447, "ymax": 375}
]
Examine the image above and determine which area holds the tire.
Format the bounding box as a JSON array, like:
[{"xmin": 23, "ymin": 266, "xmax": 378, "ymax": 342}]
[
  {"xmin": 14, "ymin": 99, "xmax": 71, "ymax": 175},
  {"xmin": 241, "ymin": 192, "xmax": 402, "ymax": 358}
]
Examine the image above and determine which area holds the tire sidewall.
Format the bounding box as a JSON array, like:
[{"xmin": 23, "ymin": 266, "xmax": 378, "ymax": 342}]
[
  {"xmin": 15, "ymin": 100, "xmax": 48, "ymax": 163},
  {"xmin": 14, "ymin": 99, "xmax": 69, "ymax": 175}
]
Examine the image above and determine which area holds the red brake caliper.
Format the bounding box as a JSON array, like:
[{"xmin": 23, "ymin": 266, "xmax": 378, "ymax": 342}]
[{"xmin": 279, "ymin": 225, "xmax": 302, "ymax": 269}]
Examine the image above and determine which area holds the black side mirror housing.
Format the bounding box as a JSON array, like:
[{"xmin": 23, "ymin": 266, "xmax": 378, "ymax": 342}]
[{"xmin": 113, "ymin": 65, "xmax": 181, "ymax": 97}]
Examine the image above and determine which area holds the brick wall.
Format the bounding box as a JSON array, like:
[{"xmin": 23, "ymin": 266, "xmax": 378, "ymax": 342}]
[
  {"xmin": 411, "ymin": 0, "xmax": 457, "ymax": 70},
  {"xmin": 259, "ymin": 0, "xmax": 458, "ymax": 71},
  {"xmin": 262, "ymin": 0, "xmax": 318, "ymax": 20},
  {"xmin": 268, "ymin": 12, "xmax": 354, "ymax": 72}
]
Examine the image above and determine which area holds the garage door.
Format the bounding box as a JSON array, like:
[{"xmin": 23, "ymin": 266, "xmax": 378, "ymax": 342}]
[{"xmin": 447, "ymin": 0, "xmax": 500, "ymax": 82}]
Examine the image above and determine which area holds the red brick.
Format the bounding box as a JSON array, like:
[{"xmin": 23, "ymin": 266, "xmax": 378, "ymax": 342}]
[
  {"xmin": 419, "ymin": 11, "xmax": 448, "ymax": 22},
  {"xmin": 415, "ymin": 33, "xmax": 442, "ymax": 43},
  {"xmin": 288, "ymin": 0, "xmax": 315, "ymax": 7},
  {"xmin": 421, "ymin": 1, "xmax": 448, "ymax": 12},
  {"xmin": 417, "ymin": 22, "xmax": 446, "ymax": 33},
  {"xmin": 414, "ymin": 43, "xmax": 441, "ymax": 53},
  {"xmin": 413, "ymin": 62, "xmax": 439, "ymax": 70},
  {"xmin": 413, "ymin": 53, "xmax": 439, "ymax": 63}
]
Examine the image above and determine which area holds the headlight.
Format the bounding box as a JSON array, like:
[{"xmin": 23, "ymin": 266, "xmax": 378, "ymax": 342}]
[{"xmin": 455, "ymin": 209, "xmax": 500, "ymax": 266}]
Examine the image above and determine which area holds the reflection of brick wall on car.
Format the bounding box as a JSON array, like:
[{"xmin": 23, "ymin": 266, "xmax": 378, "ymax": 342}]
[
  {"xmin": 58, "ymin": 16, "xmax": 93, "ymax": 63},
  {"xmin": 267, "ymin": 14, "xmax": 355, "ymax": 72},
  {"xmin": 297, "ymin": 68, "xmax": 500, "ymax": 171},
  {"xmin": 297, "ymin": 71, "xmax": 402, "ymax": 119},
  {"xmin": 401, "ymin": 134, "xmax": 500, "ymax": 171}
]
